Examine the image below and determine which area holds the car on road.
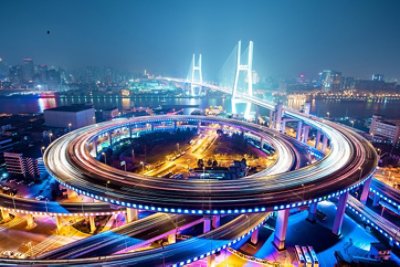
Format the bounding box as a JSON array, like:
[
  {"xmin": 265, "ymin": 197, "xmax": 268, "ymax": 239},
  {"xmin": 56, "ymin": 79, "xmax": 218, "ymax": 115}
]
[
  {"xmin": 1, "ymin": 186, "xmax": 10, "ymax": 192},
  {"xmin": 2, "ymin": 251, "xmax": 15, "ymax": 258},
  {"xmin": 14, "ymin": 252, "xmax": 27, "ymax": 259},
  {"xmin": 35, "ymin": 195, "xmax": 45, "ymax": 201}
]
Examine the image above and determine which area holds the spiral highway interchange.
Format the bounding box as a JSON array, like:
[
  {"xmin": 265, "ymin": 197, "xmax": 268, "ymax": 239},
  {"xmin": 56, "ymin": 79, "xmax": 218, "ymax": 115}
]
[
  {"xmin": 43, "ymin": 112, "xmax": 377, "ymax": 214},
  {"xmin": 0, "ymin": 81, "xmax": 382, "ymax": 266}
]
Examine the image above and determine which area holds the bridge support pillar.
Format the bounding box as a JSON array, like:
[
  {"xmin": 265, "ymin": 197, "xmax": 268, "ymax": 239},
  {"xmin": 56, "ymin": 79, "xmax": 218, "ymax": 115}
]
[
  {"xmin": 231, "ymin": 41, "xmax": 253, "ymax": 119},
  {"xmin": 296, "ymin": 121, "xmax": 303, "ymax": 141},
  {"xmin": 190, "ymin": 53, "xmax": 203, "ymax": 96},
  {"xmin": 269, "ymin": 111, "xmax": 274, "ymax": 129},
  {"xmin": 129, "ymin": 127, "xmax": 133, "ymax": 138},
  {"xmin": 203, "ymin": 216, "xmax": 211, "ymax": 233},
  {"xmin": 332, "ymin": 192, "xmax": 349, "ymax": 236},
  {"xmin": 273, "ymin": 209, "xmax": 289, "ymax": 251},
  {"xmin": 55, "ymin": 216, "xmax": 63, "ymax": 230},
  {"xmin": 273, "ymin": 104, "xmax": 283, "ymax": 132},
  {"xmin": 372, "ymin": 193, "xmax": 380, "ymax": 207},
  {"xmin": 307, "ymin": 202, "xmax": 318, "ymax": 223},
  {"xmin": 168, "ymin": 233, "xmax": 176, "ymax": 244},
  {"xmin": 0, "ymin": 208, "xmax": 10, "ymax": 221},
  {"xmin": 26, "ymin": 214, "xmax": 35, "ymax": 229},
  {"xmin": 315, "ymin": 131, "xmax": 321, "ymax": 149},
  {"xmin": 250, "ymin": 229, "xmax": 259, "ymax": 245},
  {"xmin": 281, "ymin": 119, "xmax": 286, "ymax": 134},
  {"xmin": 126, "ymin": 208, "xmax": 138, "ymax": 223},
  {"xmin": 89, "ymin": 216, "xmax": 96, "ymax": 233},
  {"xmin": 197, "ymin": 122, "xmax": 201, "ymax": 133},
  {"xmin": 322, "ymin": 135, "xmax": 328, "ymax": 152},
  {"xmin": 360, "ymin": 177, "xmax": 372, "ymax": 204},
  {"xmin": 302, "ymin": 126, "xmax": 310, "ymax": 144},
  {"xmin": 108, "ymin": 132, "xmax": 113, "ymax": 147},
  {"xmin": 212, "ymin": 215, "xmax": 220, "ymax": 229}
]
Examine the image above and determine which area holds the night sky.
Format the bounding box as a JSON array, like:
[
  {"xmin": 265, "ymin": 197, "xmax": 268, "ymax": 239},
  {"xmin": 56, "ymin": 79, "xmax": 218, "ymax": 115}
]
[{"xmin": 1, "ymin": 0, "xmax": 400, "ymax": 80}]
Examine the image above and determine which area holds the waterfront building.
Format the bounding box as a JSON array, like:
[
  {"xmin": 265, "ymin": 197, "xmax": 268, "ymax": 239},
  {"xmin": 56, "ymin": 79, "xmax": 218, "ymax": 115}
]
[
  {"xmin": 44, "ymin": 105, "xmax": 95, "ymax": 130},
  {"xmin": 372, "ymin": 74, "xmax": 384, "ymax": 82},
  {"xmin": 21, "ymin": 58, "xmax": 34, "ymax": 83},
  {"xmin": 319, "ymin": 70, "xmax": 342, "ymax": 92}
]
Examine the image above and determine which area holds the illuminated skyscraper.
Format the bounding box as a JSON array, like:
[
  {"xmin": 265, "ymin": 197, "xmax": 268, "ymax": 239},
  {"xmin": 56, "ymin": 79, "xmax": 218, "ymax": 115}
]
[
  {"xmin": 371, "ymin": 73, "xmax": 384, "ymax": 81},
  {"xmin": 21, "ymin": 58, "xmax": 34, "ymax": 83},
  {"xmin": 319, "ymin": 70, "xmax": 342, "ymax": 92}
]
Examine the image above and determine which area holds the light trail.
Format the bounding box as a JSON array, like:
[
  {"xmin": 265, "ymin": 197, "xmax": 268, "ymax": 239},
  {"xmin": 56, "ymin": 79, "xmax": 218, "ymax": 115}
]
[{"xmin": 43, "ymin": 110, "xmax": 378, "ymax": 214}]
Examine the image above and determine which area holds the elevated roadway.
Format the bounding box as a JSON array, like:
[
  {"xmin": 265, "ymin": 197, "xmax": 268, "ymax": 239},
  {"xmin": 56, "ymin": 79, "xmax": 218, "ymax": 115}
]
[
  {"xmin": 39, "ymin": 213, "xmax": 203, "ymax": 259},
  {"xmin": 0, "ymin": 213, "xmax": 269, "ymax": 266},
  {"xmin": 44, "ymin": 109, "xmax": 378, "ymax": 214},
  {"xmin": 0, "ymin": 192, "xmax": 122, "ymax": 216}
]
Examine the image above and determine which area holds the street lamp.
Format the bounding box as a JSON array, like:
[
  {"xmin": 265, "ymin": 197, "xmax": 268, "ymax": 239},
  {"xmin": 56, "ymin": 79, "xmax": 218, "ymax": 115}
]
[
  {"xmin": 326, "ymin": 111, "xmax": 330, "ymax": 119},
  {"xmin": 68, "ymin": 122, "xmax": 72, "ymax": 131},
  {"xmin": 92, "ymin": 116, "xmax": 96, "ymax": 124},
  {"xmin": 106, "ymin": 180, "xmax": 110, "ymax": 191},
  {"xmin": 140, "ymin": 161, "xmax": 144, "ymax": 171},
  {"xmin": 41, "ymin": 146, "xmax": 46, "ymax": 156},
  {"xmin": 120, "ymin": 160, "xmax": 127, "ymax": 172},
  {"xmin": 350, "ymin": 120, "xmax": 355, "ymax": 128},
  {"xmin": 358, "ymin": 166, "xmax": 363, "ymax": 181},
  {"xmin": 49, "ymin": 132, "xmax": 53, "ymax": 142},
  {"xmin": 11, "ymin": 192, "xmax": 16, "ymax": 209}
]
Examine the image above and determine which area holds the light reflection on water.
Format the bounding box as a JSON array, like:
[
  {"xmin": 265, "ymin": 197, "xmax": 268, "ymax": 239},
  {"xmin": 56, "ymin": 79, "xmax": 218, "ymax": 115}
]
[{"xmin": 0, "ymin": 95, "xmax": 399, "ymax": 120}]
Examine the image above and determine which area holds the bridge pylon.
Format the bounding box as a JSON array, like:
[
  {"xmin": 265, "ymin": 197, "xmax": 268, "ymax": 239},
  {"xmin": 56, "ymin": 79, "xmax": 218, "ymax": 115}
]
[
  {"xmin": 190, "ymin": 53, "xmax": 203, "ymax": 96},
  {"xmin": 231, "ymin": 40, "xmax": 253, "ymax": 119}
]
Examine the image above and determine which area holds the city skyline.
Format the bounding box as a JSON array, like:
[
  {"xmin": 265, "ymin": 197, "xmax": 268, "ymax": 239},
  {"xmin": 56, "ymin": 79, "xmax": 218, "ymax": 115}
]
[
  {"xmin": 0, "ymin": 1, "xmax": 399, "ymax": 265},
  {"xmin": 1, "ymin": 0, "xmax": 400, "ymax": 80}
]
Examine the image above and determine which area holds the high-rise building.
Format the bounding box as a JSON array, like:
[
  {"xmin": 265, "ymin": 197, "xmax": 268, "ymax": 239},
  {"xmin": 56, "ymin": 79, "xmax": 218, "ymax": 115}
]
[
  {"xmin": 319, "ymin": 70, "xmax": 342, "ymax": 92},
  {"xmin": 369, "ymin": 115, "xmax": 400, "ymax": 145},
  {"xmin": 37, "ymin": 64, "xmax": 48, "ymax": 83},
  {"xmin": 46, "ymin": 67, "xmax": 61, "ymax": 87},
  {"xmin": 21, "ymin": 58, "xmax": 34, "ymax": 83},
  {"xmin": 0, "ymin": 58, "xmax": 9, "ymax": 80},
  {"xmin": 372, "ymin": 74, "xmax": 384, "ymax": 82},
  {"xmin": 341, "ymin": 76, "xmax": 355, "ymax": 90},
  {"xmin": 3, "ymin": 151, "xmax": 40, "ymax": 178},
  {"xmin": 9, "ymin": 65, "xmax": 22, "ymax": 85}
]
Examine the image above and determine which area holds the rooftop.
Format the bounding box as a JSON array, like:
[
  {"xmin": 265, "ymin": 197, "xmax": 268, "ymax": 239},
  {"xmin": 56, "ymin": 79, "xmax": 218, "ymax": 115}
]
[
  {"xmin": 5, "ymin": 144, "xmax": 42, "ymax": 159},
  {"xmin": 45, "ymin": 104, "xmax": 94, "ymax": 113}
]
